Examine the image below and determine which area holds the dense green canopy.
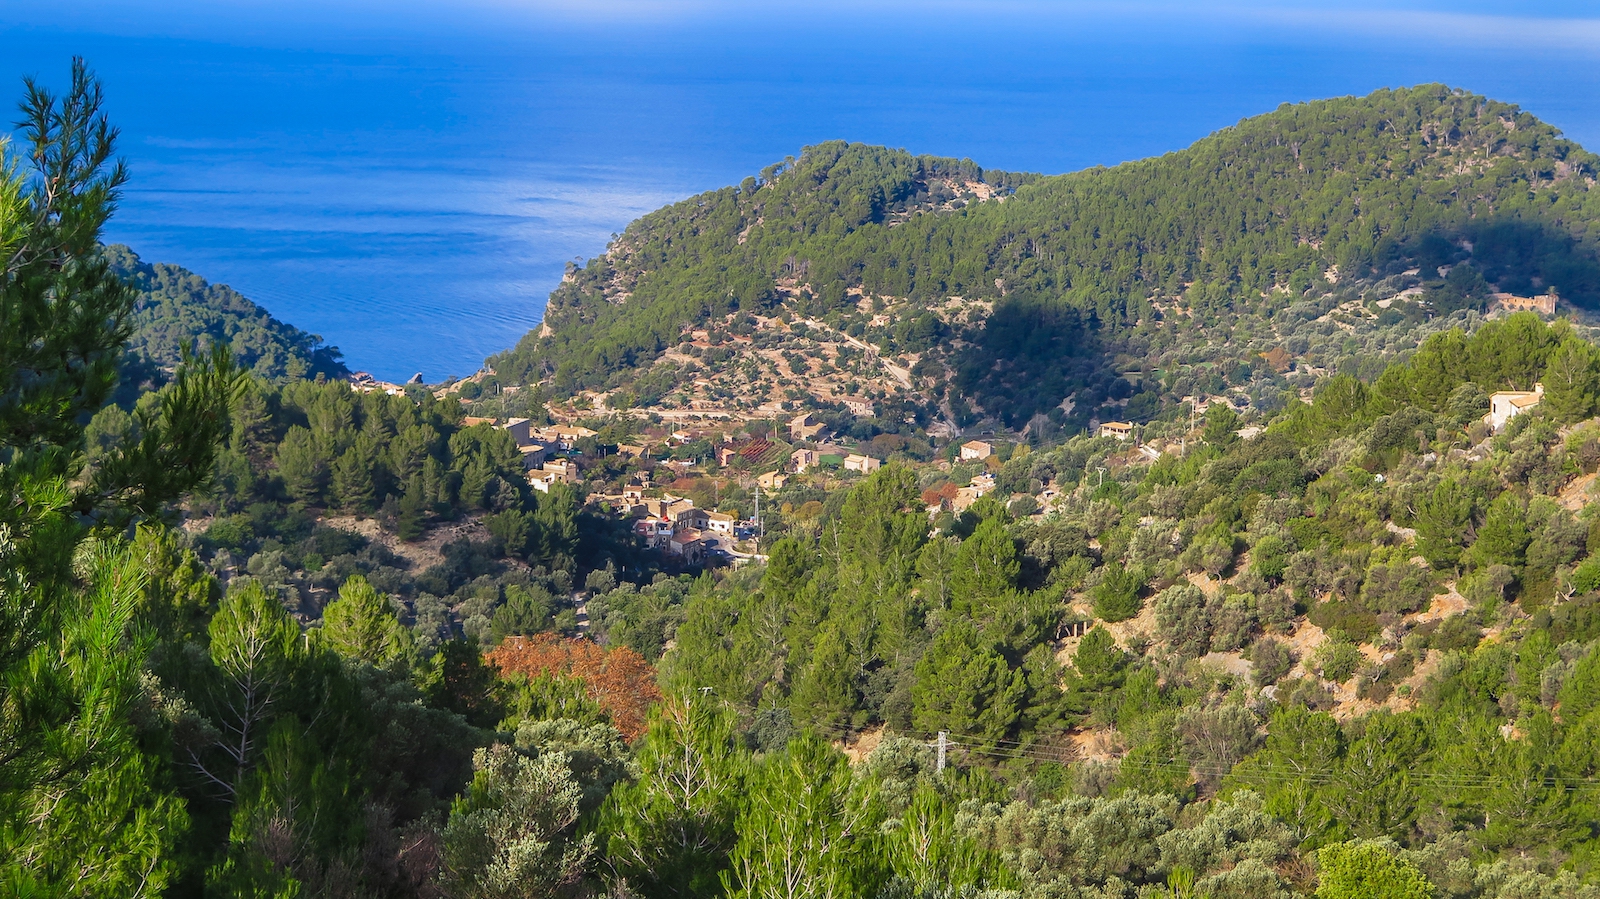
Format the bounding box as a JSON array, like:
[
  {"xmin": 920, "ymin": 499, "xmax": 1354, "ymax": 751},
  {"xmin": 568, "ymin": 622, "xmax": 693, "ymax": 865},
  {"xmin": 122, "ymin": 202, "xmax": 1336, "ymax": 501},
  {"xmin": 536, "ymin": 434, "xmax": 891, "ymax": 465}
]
[
  {"xmin": 110, "ymin": 244, "xmax": 347, "ymax": 381},
  {"xmin": 494, "ymin": 85, "xmax": 1600, "ymax": 428}
]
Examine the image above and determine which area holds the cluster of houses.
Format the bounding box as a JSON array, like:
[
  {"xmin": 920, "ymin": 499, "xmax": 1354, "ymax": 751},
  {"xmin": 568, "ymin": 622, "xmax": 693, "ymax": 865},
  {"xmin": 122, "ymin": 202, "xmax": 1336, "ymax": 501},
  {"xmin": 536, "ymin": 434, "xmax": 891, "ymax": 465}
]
[
  {"xmin": 731, "ymin": 411, "xmax": 882, "ymax": 479},
  {"xmin": 468, "ymin": 418, "xmax": 599, "ymax": 493},
  {"xmin": 789, "ymin": 446, "xmax": 881, "ymax": 474},
  {"xmin": 618, "ymin": 492, "xmax": 739, "ymax": 566},
  {"xmin": 468, "ymin": 417, "xmax": 752, "ymax": 565},
  {"xmin": 941, "ymin": 471, "xmax": 998, "ymax": 515}
]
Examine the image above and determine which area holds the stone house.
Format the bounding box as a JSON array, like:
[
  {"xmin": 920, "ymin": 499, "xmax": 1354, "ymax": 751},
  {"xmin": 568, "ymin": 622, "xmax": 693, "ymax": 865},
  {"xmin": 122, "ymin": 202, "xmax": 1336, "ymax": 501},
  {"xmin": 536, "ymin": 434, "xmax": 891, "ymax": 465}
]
[
  {"xmin": 668, "ymin": 530, "xmax": 707, "ymax": 565},
  {"xmin": 960, "ymin": 440, "xmax": 993, "ymax": 461},
  {"xmin": 790, "ymin": 413, "xmax": 829, "ymax": 442},
  {"xmin": 791, "ymin": 448, "xmax": 820, "ymax": 472},
  {"xmin": 501, "ymin": 417, "xmax": 535, "ymax": 445}
]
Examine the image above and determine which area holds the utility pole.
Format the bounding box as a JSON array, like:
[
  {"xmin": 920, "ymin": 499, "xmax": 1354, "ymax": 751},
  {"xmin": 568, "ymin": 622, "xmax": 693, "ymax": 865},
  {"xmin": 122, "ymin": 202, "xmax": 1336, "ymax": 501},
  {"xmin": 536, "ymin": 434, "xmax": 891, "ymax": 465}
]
[{"xmin": 936, "ymin": 731, "xmax": 948, "ymax": 773}]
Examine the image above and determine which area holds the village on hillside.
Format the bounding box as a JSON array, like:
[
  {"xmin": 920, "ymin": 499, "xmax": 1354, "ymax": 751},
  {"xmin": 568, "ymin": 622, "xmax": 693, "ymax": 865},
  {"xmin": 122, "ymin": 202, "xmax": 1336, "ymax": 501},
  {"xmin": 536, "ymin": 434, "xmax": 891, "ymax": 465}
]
[{"xmin": 424, "ymin": 373, "xmax": 1555, "ymax": 572}]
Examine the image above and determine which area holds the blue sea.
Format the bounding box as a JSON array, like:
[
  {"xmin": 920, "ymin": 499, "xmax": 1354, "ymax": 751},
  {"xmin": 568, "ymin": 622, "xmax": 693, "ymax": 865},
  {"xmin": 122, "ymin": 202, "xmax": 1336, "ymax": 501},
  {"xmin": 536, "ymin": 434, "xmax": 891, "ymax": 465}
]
[{"xmin": 3, "ymin": 1, "xmax": 1599, "ymax": 381}]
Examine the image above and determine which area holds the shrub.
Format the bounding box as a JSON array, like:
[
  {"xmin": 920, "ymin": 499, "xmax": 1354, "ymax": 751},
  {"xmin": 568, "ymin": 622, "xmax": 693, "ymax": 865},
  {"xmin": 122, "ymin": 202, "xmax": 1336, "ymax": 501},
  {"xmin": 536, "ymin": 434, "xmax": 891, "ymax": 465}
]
[
  {"xmin": 487, "ymin": 634, "xmax": 662, "ymax": 739},
  {"xmin": 1154, "ymin": 584, "xmax": 1213, "ymax": 658},
  {"xmin": 1430, "ymin": 615, "xmax": 1483, "ymax": 652},
  {"xmin": 204, "ymin": 515, "xmax": 253, "ymax": 551},
  {"xmin": 1312, "ymin": 637, "xmax": 1362, "ymax": 684},
  {"xmin": 1211, "ymin": 593, "xmax": 1260, "ymax": 652},
  {"xmin": 1252, "ymin": 535, "xmax": 1290, "ymax": 581},
  {"xmin": 1315, "ymin": 840, "xmax": 1433, "ymax": 899},
  {"xmin": 1568, "ymin": 556, "xmax": 1600, "ymax": 595},
  {"xmin": 1361, "ymin": 560, "xmax": 1435, "ymax": 615},
  {"xmin": 1308, "ymin": 599, "xmax": 1380, "ymax": 645},
  {"xmin": 1250, "ymin": 637, "xmax": 1295, "ymax": 685}
]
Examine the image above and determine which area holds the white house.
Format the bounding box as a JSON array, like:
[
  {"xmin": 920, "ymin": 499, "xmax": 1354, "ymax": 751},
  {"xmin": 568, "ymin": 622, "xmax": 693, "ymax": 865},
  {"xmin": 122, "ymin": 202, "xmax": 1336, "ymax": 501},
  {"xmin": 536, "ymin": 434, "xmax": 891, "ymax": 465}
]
[
  {"xmin": 542, "ymin": 459, "xmax": 580, "ymax": 483},
  {"xmin": 1486, "ymin": 384, "xmax": 1544, "ymax": 431},
  {"xmin": 1099, "ymin": 421, "xmax": 1134, "ymax": 441},
  {"xmin": 843, "ymin": 453, "xmax": 881, "ymax": 473}
]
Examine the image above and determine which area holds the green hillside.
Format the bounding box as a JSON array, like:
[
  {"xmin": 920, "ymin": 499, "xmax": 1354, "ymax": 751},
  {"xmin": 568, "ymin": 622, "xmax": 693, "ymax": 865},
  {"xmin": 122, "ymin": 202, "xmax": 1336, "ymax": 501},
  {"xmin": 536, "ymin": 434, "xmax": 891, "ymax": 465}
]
[
  {"xmin": 26, "ymin": 64, "xmax": 1600, "ymax": 899},
  {"xmin": 493, "ymin": 85, "xmax": 1600, "ymax": 430},
  {"xmin": 109, "ymin": 244, "xmax": 347, "ymax": 381}
]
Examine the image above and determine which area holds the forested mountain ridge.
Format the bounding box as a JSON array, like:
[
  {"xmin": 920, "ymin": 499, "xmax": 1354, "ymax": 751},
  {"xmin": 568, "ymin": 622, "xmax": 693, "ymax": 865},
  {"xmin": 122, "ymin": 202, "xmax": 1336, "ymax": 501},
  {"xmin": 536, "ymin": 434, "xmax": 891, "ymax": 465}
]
[
  {"xmin": 26, "ymin": 62, "xmax": 1600, "ymax": 899},
  {"xmin": 492, "ymin": 85, "xmax": 1600, "ymax": 433},
  {"xmin": 108, "ymin": 243, "xmax": 348, "ymax": 381}
]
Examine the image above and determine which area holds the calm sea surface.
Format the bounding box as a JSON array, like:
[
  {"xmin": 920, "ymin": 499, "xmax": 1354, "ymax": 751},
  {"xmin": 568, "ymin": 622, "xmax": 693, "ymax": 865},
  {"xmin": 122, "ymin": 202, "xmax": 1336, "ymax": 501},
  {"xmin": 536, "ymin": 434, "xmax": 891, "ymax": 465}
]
[{"xmin": 3, "ymin": 2, "xmax": 1598, "ymax": 381}]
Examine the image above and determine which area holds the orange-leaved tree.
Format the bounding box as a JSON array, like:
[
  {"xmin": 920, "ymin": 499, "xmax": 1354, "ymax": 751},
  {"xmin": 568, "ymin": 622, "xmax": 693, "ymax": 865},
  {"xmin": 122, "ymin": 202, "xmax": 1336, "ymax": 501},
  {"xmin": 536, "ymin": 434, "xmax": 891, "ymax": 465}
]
[{"xmin": 487, "ymin": 634, "xmax": 662, "ymax": 739}]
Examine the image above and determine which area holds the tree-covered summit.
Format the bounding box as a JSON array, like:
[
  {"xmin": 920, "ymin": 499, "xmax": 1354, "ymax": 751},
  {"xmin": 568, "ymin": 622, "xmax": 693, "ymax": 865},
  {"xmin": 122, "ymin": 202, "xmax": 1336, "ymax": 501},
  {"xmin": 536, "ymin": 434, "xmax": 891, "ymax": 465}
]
[
  {"xmin": 492, "ymin": 142, "xmax": 1039, "ymax": 394},
  {"xmin": 110, "ymin": 244, "xmax": 348, "ymax": 381},
  {"xmin": 493, "ymin": 85, "xmax": 1600, "ymax": 430}
]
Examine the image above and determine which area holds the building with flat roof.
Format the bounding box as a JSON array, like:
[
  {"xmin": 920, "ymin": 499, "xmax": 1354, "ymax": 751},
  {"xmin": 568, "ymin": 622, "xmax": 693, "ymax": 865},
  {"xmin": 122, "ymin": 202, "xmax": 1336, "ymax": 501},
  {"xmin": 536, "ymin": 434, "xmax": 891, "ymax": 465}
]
[
  {"xmin": 502, "ymin": 417, "xmax": 534, "ymax": 444},
  {"xmin": 1487, "ymin": 385, "xmax": 1543, "ymax": 431}
]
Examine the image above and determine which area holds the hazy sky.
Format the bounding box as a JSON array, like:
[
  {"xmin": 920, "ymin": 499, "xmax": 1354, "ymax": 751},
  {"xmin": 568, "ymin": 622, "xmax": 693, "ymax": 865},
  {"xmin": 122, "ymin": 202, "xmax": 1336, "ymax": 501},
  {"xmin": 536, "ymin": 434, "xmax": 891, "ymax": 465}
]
[{"xmin": 3, "ymin": 0, "xmax": 1598, "ymax": 378}]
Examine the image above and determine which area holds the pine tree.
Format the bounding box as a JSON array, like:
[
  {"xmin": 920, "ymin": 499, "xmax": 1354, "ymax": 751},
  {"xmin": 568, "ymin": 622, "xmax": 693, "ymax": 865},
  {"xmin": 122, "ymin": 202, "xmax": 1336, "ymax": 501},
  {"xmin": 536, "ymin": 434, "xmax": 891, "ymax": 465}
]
[
  {"xmin": 1093, "ymin": 562, "xmax": 1146, "ymax": 621},
  {"xmin": 319, "ymin": 574, "xmax": 409, "ymax": 666},
  {"xmin": 195, "ymin": 581, "xmax": 306, "ymax": 801},
  {"xmin": 331, "ymin": 434, "xmax": 377, "ymax": 512},
  {"xmin": 911, "ymin": 620, "xmax": 1025, "ymax": 746},
  {"xmin": 536, "ymin": 483, "xmax": 580, "ymax": 569},
  {"xmin": 1470, "ymin": 492, "xmax": 1529, "ymax": 571},
  {"xmin": 722, "ymin": 735, "xmax": 880, "ymax": 899},
  {"xmin": 950, "ymin": 515, "xmax": 1021, "ymax": 608},
  {"xmin": 397, "ymin": 473, "xmax": 428, "ymax": 541},
  {"xmin": 1202, "ymin": 403, "xmax": 1241, "ymax": 447},
  {"xmin": 1062, "ymin": 626, "xmax": 1127, "ymax": 720},
  {"xmin": 1414, "ymin": 478, "xmax": 1476, "ymax": 569},
  {"xmin": 787, "ymin": 625, "xmax": 856, "ymax": 730},
  {"xmin": 1540, "ymin": 337, "xmax": 1600, "ymax": 423},
  {"xmin": 597, "ymin": 695, "xmax": 748, "ymax": 896},
  {"xmin": 0, "ymin": 59, "xmax": 236, "ymax": 894},
  {"xmin": 276, "ymin": 424, "xmax": 329, "ymax": 503}
]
